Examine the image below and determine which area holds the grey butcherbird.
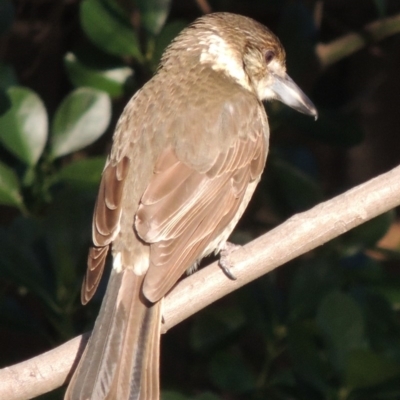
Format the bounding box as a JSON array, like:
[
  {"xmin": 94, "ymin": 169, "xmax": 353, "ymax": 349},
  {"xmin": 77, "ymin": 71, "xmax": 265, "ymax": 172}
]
[{"xmin": 65, "ymin": 12, "xmax": 317, "ymax": 400}]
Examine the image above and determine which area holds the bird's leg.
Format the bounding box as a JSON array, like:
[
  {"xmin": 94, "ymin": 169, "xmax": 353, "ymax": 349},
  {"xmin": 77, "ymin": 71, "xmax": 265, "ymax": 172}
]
[{"xmin": 218, "ymin": 241, "xmax": 241, "ymax": 280}]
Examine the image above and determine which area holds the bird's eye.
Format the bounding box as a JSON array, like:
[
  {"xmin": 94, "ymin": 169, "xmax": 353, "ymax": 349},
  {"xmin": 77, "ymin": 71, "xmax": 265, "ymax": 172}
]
[{"xmin": 264, "ymin": 50, "xmax": 275, "ymax": 64}]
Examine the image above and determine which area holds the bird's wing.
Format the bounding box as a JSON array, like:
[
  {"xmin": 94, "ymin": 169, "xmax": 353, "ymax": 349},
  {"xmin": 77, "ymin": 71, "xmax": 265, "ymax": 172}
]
[
  {"xmin": 81, "ymin": 155, "xmax": 130, "ymax": 304},
  {"xmin": 82, "ymin": 77, "xmax": 269, "ymax": 305},
  {"xmin": 81, "ymin": 83, "xmax": 155, "ymax": 304},
  {"xmin": 136, "ymin": 93, "xmax": 268, "ymax": 302}
]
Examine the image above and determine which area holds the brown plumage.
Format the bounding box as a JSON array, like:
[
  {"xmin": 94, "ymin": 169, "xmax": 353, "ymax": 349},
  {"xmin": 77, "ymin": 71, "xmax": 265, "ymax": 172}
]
[{"xmin": 65, "ymin": 12, "xmax": 316, "ymax": 400}]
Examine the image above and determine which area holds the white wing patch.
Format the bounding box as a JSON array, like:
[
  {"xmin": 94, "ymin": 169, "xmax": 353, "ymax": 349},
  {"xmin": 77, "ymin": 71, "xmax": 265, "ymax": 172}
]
[{"xmin": 113, "ymin": 252, "xmax": 122, "ymax": 272}]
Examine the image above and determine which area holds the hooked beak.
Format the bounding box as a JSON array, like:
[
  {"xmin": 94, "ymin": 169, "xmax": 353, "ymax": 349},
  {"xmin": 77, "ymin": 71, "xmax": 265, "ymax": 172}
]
[{"xmin": 270, "ymin": 72, "xmax": 318, "ymax": 120}]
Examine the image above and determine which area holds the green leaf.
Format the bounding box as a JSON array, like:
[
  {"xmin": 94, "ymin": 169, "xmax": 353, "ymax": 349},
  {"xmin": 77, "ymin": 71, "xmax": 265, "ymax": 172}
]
[
  {"xmin": 44, "ymin": 186, "xmax": 95, "ymax": 303},
  {"xmin": 288, "ymin": 321, "xmax": 330, "ymax": 392},
  {"xmin": 0, "ymin": 0, "xmax": 15, "ymax": 36},
  {"xmin": 346, "ymin": 349, "xmax": 400, "ymax": 389},
  {"xmin": 57, "ymin": 156, "xmax": 106, "ymax": 188},
  {"xmin": 137, "ymin": 0, "xmax": 172, "ymax": 36},
  {"xmin": 64, "ymin": 52, "xmax": 134, "ymax": 98},
  {"xmin": 0, "ymin": 226, "xmax": 56, "ymax": 309},
  {"xmin": 80, "ymin": 0, "xmax": 143, "ymax": 60},
  {"xmin": 288, "ymin": 259, "xmax": 340, "ymax": 321},
  {"xmin": 270, "ymin": 157, "xmax": 323, "ymax": 213},
  {"xmin": 362, "ymin": 292, "xmax": 400, "ymax": 360},
  {"xmin": 373, "ymin": 284, "xmax": 400, "ymax": 307},
  {"xmin": 209, "ymin": 351, "xmax": 256, "ymax": 394},
  {"xmin": 343, "ymin": 256, "xmax": 386, "ymax": 285},
  {"xmin": 0, "ymin": 62, "xmax": 18, "ymax": 90},
  {"xmin": 0, "ymin": 86, "xmax": 48, "ymax": 165},
  {"xmin": 339, "ymin": 210, "xmax": 394, "ymax": 256},
  {"xmin": 316, "ymin": 291, "xmax": 366, "ymax": 372},
  {"xmin": 162, "ymin": 392, "xmax": 222, "ymax": 400},
  {"xmin": 193, "ymin": 393, "xmax": 221, "ymax": 400},
  {"xmin": 0, "ymin": 160, "xmax": 22, "ymax": 207},
  {"xmin": 373, "ymin": 0, "xmax": 387, "ymax": 18},
  {"xmin": 0, "ymin": 90, "xmax": 11, "ymax": 116},
  {"xmin": 190, "ymin": 306, "xmax": 246, "ymax": 351},
  {"xmin": 50, "ymin": 88, "xmax": 111, "ymax": 158},
  {"xmin": 161, "ymin": 391, "xmax": 188, "ymax": 400},
  {"xmin": 0, "ymin": 64, "xmax": 14, "ymax": 115}
]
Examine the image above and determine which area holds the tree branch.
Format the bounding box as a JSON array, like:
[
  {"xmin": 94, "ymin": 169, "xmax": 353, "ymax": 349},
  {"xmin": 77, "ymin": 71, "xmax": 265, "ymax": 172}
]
[
  {"xmin": 2, "ymin": 164, "xmax": 400, "ymax": 400},
  {"xmin": 316, "ymin": 13, "xmax": 400, "ymax": 68},
  {"xmin": 195, "ymin": 0, "xmax": 212, "ymax": 14}
]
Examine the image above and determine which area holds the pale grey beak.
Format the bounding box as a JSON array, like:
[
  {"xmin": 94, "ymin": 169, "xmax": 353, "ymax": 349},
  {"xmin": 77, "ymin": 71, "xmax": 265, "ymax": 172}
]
[{"xmin": 271, "ymin": 72, "xmax": 318, "ymax": 119}]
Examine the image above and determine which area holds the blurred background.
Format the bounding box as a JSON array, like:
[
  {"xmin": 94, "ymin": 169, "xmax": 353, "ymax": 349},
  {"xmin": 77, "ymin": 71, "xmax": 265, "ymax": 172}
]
[{"xmin": 1, "ymin": 0, "xmax": 400, "ymax": 399}]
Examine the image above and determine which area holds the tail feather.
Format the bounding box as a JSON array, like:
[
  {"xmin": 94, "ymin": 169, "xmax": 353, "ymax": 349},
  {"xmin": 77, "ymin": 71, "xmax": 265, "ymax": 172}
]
[
  {"xmin": 139, "ymin": 297, "xmax": 161, "ymax": 398},
  {"xmin": 65, "ymin": 268, "xmax": 161, "ymax": 400}
]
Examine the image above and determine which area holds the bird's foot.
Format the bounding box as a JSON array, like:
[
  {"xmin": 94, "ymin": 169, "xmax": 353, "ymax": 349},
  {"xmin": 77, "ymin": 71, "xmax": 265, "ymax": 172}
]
[{"xmin": 218, "ymin": 242, "xmax": 241, "ymax": 280}]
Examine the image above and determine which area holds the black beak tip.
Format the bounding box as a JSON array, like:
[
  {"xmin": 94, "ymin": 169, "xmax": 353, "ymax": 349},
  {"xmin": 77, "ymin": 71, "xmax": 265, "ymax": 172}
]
[
  {"xmin": 295, "ymin": 102, "xmax": 318, "ymax": 120},
  {"xmin": 304, "ymin": 98, "xmax": 318, "ymax": 121},
  {"xmin": 312, "ymin": 108, "xmax": 318, "ymax": 121},
  {"xmin": 303, "ymin": 100, "xmax": 318, "ymax": 121}
]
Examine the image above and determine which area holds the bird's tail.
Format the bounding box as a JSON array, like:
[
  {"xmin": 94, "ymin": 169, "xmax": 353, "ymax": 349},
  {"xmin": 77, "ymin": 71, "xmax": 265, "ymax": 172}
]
[{"xmin": 64, "ymin": 268, "xmax": 161, "ymax": 400}]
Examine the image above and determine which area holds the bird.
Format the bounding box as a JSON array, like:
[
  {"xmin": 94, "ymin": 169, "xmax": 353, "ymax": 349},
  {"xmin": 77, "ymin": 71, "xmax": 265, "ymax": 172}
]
[{"xmin": 64, "ymin": 12, "xmax": 317, "ymax": 400}]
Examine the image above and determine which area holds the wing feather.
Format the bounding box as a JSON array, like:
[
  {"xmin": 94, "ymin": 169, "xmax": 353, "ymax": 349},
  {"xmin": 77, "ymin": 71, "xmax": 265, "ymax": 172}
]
[
  {"xmin": 136, "ymin": 106, "xmax": 268, "ymax": 302},
  {"xmin": 82, "ymin": 156, "xmax": 130, "ymax": 303},
  {"xmin": 83, "ymin": 71, "xmax": 269, "ymax": 305},
  {"xmin": 144, "ymin": 182, "xmax": 239, "ymax": 301}
]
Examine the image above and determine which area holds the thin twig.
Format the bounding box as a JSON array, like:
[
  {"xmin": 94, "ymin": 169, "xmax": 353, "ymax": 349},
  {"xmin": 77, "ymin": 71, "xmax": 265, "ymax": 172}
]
[
  {"xmin": 195, "ymin": 0, "xmax": 212, "ymax": 14},
  {"xmin": 316, "ymin": 13, "xmax": 400, "ymax": 68}
]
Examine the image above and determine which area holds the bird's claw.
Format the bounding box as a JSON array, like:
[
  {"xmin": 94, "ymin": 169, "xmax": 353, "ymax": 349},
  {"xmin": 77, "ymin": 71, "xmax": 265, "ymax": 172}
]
[{"xmin": 218, "ymin": 242, "xmax": 241, "ymax": 280}]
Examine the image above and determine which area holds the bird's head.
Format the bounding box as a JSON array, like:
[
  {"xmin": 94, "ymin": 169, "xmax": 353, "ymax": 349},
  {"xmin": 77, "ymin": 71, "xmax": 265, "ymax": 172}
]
[{"xmin": 163, "ymin": 12, "xmax": 317, "ymax": 119}]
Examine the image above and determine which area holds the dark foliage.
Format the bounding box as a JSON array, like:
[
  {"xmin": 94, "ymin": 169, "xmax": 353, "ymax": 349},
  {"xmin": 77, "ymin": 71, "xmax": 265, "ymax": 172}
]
[{"xmin": 1, "ymin": 0, "xmax": 400, "ymax": 399}]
